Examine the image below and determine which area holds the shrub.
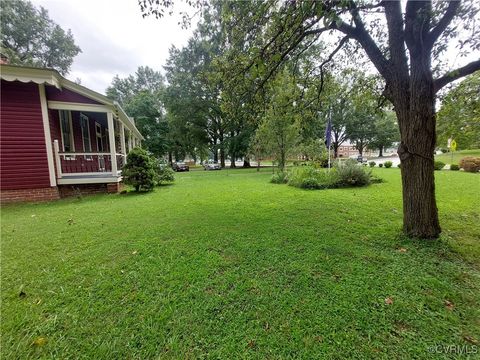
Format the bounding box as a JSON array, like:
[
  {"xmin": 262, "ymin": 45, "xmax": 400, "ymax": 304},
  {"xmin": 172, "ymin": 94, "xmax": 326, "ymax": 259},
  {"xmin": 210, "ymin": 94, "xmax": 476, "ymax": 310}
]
[
  {"xmin": 450, "ymin": 164, "xmax": 459, "ymax": 171},
  {"xmin": 369, "ymin": 161, "xmax": 376, "ymax": 167},
  {"xmin": 378, "ymin": 163, "xmax": 383, "ymax": 168},
  {"xmin": 397, "ymin": 164, "xmax": 401, "ymax": 168},
  {"xmin": 157, "ymin": 165, "xmax": 175, "ymax": 184},
  {"xmin": 270, "ymin": 171, "xmax": 288, "ymax": 184},
  {"xmin": 288, "ymin": 166, "xmax": 339, "ymax": 189},
  {"xmin": 434, "ymin": 161, "xmax": 445, "ymax": 170},
  {"xmin": 459, "ymin": 157, "xmax": 480, "ymax": 173},
  {"xmin": 122, "ymin": 148, "xmax": 157, "ymax": 192},
  {"xmin": 384, "ymin": 161, "xmax": 393, "ymax": 168},
  {"xmin": 334, "ymin": 159, "xmax": 371, "ymax": 187}
]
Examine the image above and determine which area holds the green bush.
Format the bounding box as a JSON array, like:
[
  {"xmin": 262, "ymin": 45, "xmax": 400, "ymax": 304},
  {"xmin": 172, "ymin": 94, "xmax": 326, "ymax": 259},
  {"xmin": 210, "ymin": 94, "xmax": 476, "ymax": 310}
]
[
  {"xmin": 459, "ymin": 157, "xmax": 480, "ymax": 173},
  {"xmin": 450, "ymin": 164, "xmax": 459, "ymax": 171},
  {"xmin": 369, "ymin": 161, "xmax": 376, "ymax": 167},
  {"xmin": 384, "ymin": 161, "xmax": 393, "ymax": 168},
  {"xmin": 157, "ymin": 164, "xmax": 175, "ymax": 184},
  {"xmin": 334, "ymin": 159, "xmax": 371, "ymax": 187},
  {"xmin": 434, "ymin": 161, "xmax": 445, "ymax": 170},
  {"xmin": 378, "ymin": 163, "xmax": 383, "ymax": 168},
  {"xmin": 270, "ymin": 171, "xmax": 288, "ymax": 184},
  {"xmin": 397, "ymin": 164, "xmax": 401, "ymax": 168},
  {"xmin": 122, "ymin": 148, "xmax": 157, "ymax": 192}
]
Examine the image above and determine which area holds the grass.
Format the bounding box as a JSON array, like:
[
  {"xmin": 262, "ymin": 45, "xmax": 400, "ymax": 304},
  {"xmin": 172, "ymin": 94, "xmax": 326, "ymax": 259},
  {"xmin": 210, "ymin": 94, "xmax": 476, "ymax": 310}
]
[
  {"xmin": 435, "ymin": 149, "xmax": 480, "ymax": 165},
  {"xmin": 1, "ymin": 168, "xmax": 479, "ymax": 359}
]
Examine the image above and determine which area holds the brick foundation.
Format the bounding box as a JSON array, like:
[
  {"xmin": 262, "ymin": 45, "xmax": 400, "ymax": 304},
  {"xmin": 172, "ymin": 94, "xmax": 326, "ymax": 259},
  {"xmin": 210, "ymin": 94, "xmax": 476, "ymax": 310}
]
[
  {"xmin": 0, "ymin": 187, "xmax": 60, "ymax": 204},
  {"xmin": 1, "ymin": 182, "xmax": 124, "ymax": 203}
]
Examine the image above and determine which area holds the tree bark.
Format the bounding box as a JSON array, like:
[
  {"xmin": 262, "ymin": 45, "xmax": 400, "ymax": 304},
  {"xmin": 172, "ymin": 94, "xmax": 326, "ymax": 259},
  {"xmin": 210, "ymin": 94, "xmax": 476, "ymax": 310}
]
[
  {"xmin": 243, "ymin": 157, "xmax": 251, "ymax": 168},
  {"xmin": 378, "ymin": 146, "xmax": 383, "ymax": 157},
  {"xmin": 395, "ymin": 63, "xmax": 440, "ymax": 238}
]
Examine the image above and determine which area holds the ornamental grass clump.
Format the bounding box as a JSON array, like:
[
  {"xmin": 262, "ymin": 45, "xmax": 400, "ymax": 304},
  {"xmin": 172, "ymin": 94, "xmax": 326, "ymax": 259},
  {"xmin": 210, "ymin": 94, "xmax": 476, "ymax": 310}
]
[
  {"xmin": 287, "ymin": 159, "xmax": 372, "ymax": 190},
  {"xmin": 334, "ymin": 159, "xmax": 372, "ymax": 187},
  {"xmin": 288, "ymin": 166, "xmax": 339, "ymax": 189},
  {"xmin": 122, "ymin": 148, "xmax": 157, "ymax": 192}
]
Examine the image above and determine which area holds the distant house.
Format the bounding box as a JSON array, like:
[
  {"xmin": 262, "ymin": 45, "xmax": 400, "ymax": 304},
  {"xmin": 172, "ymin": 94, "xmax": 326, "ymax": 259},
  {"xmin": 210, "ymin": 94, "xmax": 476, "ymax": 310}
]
[
  {"xmin": 0, "ymin": 65, "xmax": 144, "ymax": 203},
  {"xmin": 337, "ymin": 142, "xmax": 374, "ymax": 158}
]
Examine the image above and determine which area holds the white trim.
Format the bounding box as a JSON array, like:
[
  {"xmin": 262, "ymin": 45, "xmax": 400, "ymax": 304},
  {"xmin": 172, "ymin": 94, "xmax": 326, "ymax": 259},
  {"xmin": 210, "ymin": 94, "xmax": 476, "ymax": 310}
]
[
  {"xmin": 107, "ymin": 112, "xmax": 117, "ymax": 175},
  {"xmin": 53, "ymin": 140, "xmax": 63, "ymax": 178},
  {"xmin": 38, "ymin": 84, "xmax": 57, "ymax": 187},
  {"xmin": 57, "ymin": 176, "xmax": 122, "ymax": 185},
  {"xmin": 61, "ymin": 172, "xmax": 120, "ymax": 176},
  {"xmin": 48, "ymin": 101, "xmax": 111, "ymax": 113},
  {"xmin": 1, "ymin": 66, "xmax": 61, "ymax": 88}
]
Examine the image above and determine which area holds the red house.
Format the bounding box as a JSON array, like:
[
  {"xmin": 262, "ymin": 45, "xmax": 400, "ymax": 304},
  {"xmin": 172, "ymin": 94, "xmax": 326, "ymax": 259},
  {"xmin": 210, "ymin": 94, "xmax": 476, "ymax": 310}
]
[{"xmin": 0, "ymin": 64, "xmax": 144, "ymax": 203}]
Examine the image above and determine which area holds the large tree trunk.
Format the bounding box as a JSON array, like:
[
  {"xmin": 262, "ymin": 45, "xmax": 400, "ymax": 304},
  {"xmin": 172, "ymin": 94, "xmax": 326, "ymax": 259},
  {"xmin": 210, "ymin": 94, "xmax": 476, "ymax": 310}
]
[
  {"xmin": 378, "ymin": 146, "xmax": 383, "ymax": 157},
  {"xmin": 243, "ymin": 157, "xmax": 251, "ymax": 168},
  {"xmin": 395, "ymin": 65, "xmax": 440, "ymax": 238}
]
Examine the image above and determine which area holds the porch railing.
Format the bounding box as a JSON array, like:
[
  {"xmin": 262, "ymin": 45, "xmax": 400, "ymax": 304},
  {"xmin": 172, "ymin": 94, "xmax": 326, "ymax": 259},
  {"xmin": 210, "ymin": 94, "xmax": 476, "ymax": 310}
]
[{"xmin": 53, "ymin": 140, "xmax": 126, "ymax": 178}]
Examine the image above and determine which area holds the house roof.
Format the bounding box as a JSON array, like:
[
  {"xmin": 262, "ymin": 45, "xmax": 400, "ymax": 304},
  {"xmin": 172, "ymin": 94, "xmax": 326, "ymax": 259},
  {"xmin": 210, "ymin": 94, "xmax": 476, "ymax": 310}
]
[{"xmin": 0, "ymin": 64, "xmax": 144, "ymax": 140}]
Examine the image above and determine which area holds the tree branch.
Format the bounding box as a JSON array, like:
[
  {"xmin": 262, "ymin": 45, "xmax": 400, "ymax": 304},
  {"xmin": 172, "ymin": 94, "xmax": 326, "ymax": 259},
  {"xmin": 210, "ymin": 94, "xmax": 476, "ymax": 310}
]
[
  {"xmin": 426, "ymin": 1, "xmax": 460, "ymax": 49},
  {"xmin": 433, "ymin": 59, "xmax": 480, "ymax": 93},
  {"xmin": 333, "ymin": 6, "xmax": 390, "ymax": 80}
]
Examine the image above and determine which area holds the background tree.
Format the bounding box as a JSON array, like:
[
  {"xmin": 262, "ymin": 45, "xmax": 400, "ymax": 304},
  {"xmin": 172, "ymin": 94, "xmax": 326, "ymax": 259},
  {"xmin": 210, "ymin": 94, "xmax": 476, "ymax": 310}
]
[
  {"xmin": 437, "ymin": 72, "xmax": 480, "ymax": 150},
  {"xmin": 255, "ymin": 71, "xmax": 301, "ymax": 172},
  {"xmin": 369, "ymin": 112, "xmax": 400, "ymax": 157},
  {"xmin": 106, "ymin": 66, "xmax": 169, "ymax": 158},
  {"xmin": 0, "ymin": 0, "xmax": 81, "ymax": 75}
]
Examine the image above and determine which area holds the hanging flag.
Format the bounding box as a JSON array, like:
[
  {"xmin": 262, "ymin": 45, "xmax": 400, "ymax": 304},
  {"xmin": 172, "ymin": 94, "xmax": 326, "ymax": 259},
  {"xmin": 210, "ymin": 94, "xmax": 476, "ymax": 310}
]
[{"xmin": 325, "ymin": 116, "xmax": 332, "ymax": 149}]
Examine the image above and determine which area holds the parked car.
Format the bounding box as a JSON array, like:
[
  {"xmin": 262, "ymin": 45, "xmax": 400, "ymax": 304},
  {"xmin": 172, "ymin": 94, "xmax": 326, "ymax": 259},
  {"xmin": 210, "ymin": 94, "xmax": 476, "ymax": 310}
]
[
  {"xmin": 172, "ymin": 162, "xmax": 189, "ymax": 172},
  {"xmin": 203, "ymin": 160, "xmax": 221, "ymax": 170},
  {"xmin": 356, "ymin": 155, "xmax": 368, "ymax": 163}
]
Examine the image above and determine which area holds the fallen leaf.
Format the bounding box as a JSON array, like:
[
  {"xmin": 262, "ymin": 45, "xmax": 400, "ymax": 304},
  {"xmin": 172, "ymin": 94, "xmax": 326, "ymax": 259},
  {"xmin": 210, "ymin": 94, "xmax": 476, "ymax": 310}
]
[
  {"xmin": 19, "ymin": 290, "xmax": 26, "ymax": 298},
  {"xmin": 247, "ymin": 339, "xmax": 256, "ymax": 349},
  {"xmin": 67, "ymin": 218, "xmax": 74, "ymax": 225},
  {"xmin": 444, "ymin": 300, "xmax": 454, "ymax": 311},
  {"xmin": 463, "ymin": 335, "xmax": 478, "ymax": 344},
  {"xmin": 385, "ymin": 297, "xmax": 394, "ymax": 305},
  {"xmin": 31, "ymin": 214, "xmax": 36, "ymax": 218},
  {"xmin": 397, "ymin": 248, "xmax": 408, "ymax": 253},
  {"xmin": 263, "ymin": 322, "xmax": 270, "ymax": 331},
  {"xmin": 132, "ymin": 250, "xmax": 138, "ymax": 255},
  {"xmin": 32, "ymin": 336, "xmax": 47, "ymax": 347}
]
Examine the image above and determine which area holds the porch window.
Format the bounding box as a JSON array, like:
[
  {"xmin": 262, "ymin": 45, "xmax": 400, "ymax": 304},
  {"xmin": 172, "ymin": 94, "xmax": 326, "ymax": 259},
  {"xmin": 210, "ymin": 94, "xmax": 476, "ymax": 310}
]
[
  {"xmin": 59, "ymin": 110, "xmax": 75, "ymax": 158},
  {"xmin": 80, "ymin": 113, "xmax": 92, "ymax": 160}
]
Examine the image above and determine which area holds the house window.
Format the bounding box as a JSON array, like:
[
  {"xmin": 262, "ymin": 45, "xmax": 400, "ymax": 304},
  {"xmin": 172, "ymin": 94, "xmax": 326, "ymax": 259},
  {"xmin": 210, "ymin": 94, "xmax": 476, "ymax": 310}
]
[
  {"xmin": 59, "ymin": 110, "xmax": 75, "ymax": 159},
  {"xmin": 95, "ymin": 122, "xmax": 104, "ymax": 151},
  {"xmin": 80, "ymin": 113, "xmax": 92, "ymax": 160}
]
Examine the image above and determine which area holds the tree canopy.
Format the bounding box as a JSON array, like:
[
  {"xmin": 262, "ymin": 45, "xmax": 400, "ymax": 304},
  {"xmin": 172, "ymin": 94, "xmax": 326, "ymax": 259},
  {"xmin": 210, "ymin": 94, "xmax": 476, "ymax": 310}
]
[{"xmin": 0, "ymin": 0, "xmax": 81, "ymax": 75}]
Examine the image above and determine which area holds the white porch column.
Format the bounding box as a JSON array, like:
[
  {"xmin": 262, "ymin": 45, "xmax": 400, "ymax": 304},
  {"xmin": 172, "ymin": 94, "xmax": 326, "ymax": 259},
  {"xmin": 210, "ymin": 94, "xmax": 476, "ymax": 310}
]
[
  {"xmin": 120, "ymin": 123, "xmax": 126, "ymax": 155},
  {"xmin": 107, "ymin": 112, "xmax": 117, "ymax": 175}
]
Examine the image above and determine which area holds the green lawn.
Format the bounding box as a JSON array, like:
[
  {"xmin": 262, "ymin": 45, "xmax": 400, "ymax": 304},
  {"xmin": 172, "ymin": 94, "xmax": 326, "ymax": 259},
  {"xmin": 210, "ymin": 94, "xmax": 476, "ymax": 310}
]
[
  {"xmin": 1, "ymin": 168, "xmax": 479, "ymax": 359},
  {"xmin": 435, "ymin": 149, "xmax": 480, "ymax": 165}
]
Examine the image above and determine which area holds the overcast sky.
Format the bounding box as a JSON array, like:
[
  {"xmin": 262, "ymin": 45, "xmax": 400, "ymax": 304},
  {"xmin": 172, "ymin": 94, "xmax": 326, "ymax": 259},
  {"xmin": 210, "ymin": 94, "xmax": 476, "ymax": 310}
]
[{"xmin": 32, "ymin": 0, "xmax": 195, "ymax": 94}]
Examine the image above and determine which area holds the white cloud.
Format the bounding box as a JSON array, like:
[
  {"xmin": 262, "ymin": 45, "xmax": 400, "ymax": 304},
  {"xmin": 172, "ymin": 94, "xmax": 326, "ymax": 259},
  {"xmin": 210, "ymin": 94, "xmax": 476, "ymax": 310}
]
[{"xmin": 32, "ymin": 0, "xmax": 195, "ymax": 93}]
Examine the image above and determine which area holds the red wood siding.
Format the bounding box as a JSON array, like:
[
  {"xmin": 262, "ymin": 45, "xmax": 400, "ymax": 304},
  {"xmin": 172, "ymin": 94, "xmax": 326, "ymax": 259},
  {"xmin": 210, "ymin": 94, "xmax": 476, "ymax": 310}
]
[
  {"xmin": 0, "ymin": 80, "xmax": 50, "ymax": 190},
  {"xmin": 45, "ymin": 85, "xmax": 103, "ymax": 104}
]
